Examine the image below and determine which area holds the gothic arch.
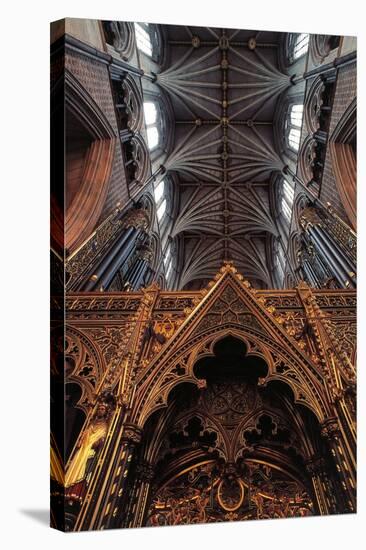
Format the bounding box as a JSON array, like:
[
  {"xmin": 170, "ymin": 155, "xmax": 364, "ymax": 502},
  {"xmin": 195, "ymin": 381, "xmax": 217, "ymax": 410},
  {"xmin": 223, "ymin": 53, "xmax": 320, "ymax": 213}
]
[
  {"xmin": 304, "ymin": 76, "xmax": 325, "ymax": 134},
  {"xmin": 165, "ymin": 172, "xmax": 180, "ymax": 220},
  {"xmin": 128, "ymin": 132, "xmax": 150, "ymax": 197},
  {"xmin": 268, "ymin": 171, "xmax": 283, "ymax": 220},
  {"xmin": 309, "ymin": 34, "xmax": 340, "ymax": 65},
  {"xmin": 64, "ymin": 326, "xmax": 106, "ymax": 413},
  {"xmin": 63, "ymin": 70, "xmax": 116, "ymax": 255},
  {"xmin": 298, "ymin": 135, "xmax": 319, "ymax": 187},
  {"xmin": 287, "ymin": 231, "xmax": 301, "ymax": 270},
  {"xmin": 134, "ymin": 333, "xmax": 327, "ymax": 526},
  {"xmin": 273, "ymin": 91, "xmax": 305, "ymax": 161},
  {"xmin": 133, "ymin": 314, "xmax": 329, "ymax": 430},
  {"xmin": 193, "ymin": 329, "xmax": 326, "ymax": 419},
  {"xmin": 122, "ymin": 74, "xmax": 144, "ymax": 134},
  {"xmin": 139, "ymin": 192, "xmax": 155, "ymax": 232},
  {"xmin": 51, "ymin": 324, "xmax": 107, "ymax": 470},
  {"xmin": 157, "ymin": 272, "xmax": 166, "ymax": 289},
  {"xmin": 138, "ymin": 23, "xmax": 165, "ymax": 66},
  {"xmin": 147, "ymin": 231, "xmax": 161, "ymax": 274},
  {"xmin": 293, "ymin": 192, "xmax": 311, "ymax": 231},
  {"xmin": 103, "ymin": 21, "xmax": 135, "ymax": 61},
  {"xmin": 142, "ymin": 86, "xmax": 175, "ymax": 159},
  {"xmin": 329, "ymin": 98, "xmax": 356, "ymax": 230}
]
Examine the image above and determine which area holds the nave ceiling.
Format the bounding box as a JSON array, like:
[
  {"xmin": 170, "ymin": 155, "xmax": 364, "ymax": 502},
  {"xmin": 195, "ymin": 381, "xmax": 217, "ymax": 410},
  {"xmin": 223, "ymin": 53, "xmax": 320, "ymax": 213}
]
[{"xmin": 152, "ymin": 26, "xmax": 296, "ymax": 289}]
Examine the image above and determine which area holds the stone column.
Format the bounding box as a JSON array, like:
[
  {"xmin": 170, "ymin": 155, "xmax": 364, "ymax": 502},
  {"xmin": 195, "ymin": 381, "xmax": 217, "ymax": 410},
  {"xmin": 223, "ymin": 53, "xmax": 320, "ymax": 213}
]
[
  {"xmin": 101, "ymin": 424, "xmax": 143, "ymax": 530},
  {"xmin": 73, "ymin": 403, "xmax": 127, "ymax": 530},
  {"xmin": 127, "ymin": 460, "xmax": 155, "ymax": 528},
  {"xmin": 320, "ymin": 418, "xmax": 356, "ymax": 513},
  {"xmin": 305, "ymin": 456, "xmax": 337, "ymax": 515}
]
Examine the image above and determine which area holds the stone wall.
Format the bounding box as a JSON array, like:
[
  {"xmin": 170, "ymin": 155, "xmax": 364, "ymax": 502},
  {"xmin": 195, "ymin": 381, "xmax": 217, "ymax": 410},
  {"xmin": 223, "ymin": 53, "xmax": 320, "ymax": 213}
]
[
  {"xmin": 320, "ymin": 61, "xmax": 357, "ymax": 222},
  {"xmin": 65, "ymin": 48, "xmax": 130, "ymax": 224}
]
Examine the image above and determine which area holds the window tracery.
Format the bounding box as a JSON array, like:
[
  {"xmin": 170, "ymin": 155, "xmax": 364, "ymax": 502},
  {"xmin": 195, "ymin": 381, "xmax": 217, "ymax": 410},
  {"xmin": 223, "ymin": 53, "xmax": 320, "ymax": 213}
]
[
  {"xmin": 274, "ymin": 241, "xmax": 286, "ymax": 284},
  {"xmin": 102, "ymin": 21, "xmax": 135, "ymax": 60},
  {"xmin": 134, "ymin": 23, "xmax": 153, "ymax": 57},
  {"xmin": 286, "ymin": 104, "xmax": 304, "ymax": 152},
  {"xmin": 154, "ymin": 178, "xmax": 164, "ymax": 204},
  {"xmin": 134, "ymin": 22, "xmax": 162, "ymax": 63},
  {"xmin": 164, "ymin": 243, "xmax": 173, "ymax": 281},
  {"xmin": 281, "ymin": 179, "xmax": 295, "ymax": 224},
  {"xmin": 154, "ymin": 178, "xmax": 169, "ymax": 225},
  {"xmin": 288, "ymin": 33, "xmax": 309, "ymax": 63},
  {"xmin": 310, "ymin": 34, "xmax": 340, "ymax": 64},
  {"xmin": 157, "ymin": 198, "xmax": 167, "ymax": 221},
  {"xmin": 143, "ymin": 101, "xmax": 160, "ymax": 151}
]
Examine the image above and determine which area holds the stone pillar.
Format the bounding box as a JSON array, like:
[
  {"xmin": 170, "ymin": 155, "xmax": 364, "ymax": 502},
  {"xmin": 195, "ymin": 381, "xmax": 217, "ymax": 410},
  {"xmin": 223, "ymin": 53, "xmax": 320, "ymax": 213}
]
[
  {"xmin": 320, "ymin": 418, "xmax": 356, "ymax": 513},
  {"xmin": 101, "ymin": 424, "xmax": 143, "ymax": 530},
  {"xmin": 73, "ymin": 403, "xmax": 126, "ymax": 530},
  {"xmin": 127, "ymin": 460, "xmax": 155, "ymax": 528},
  {"xmin": 305, "ymin": 456, "xmax": 336, "ymax": 515}
]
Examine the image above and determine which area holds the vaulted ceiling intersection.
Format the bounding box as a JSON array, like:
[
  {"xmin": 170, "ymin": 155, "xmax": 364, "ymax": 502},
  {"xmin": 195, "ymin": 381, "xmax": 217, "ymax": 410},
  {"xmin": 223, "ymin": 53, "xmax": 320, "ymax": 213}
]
[{"xmin": 158, "ymin": 26, "xmax": 291, "ymax": 289}]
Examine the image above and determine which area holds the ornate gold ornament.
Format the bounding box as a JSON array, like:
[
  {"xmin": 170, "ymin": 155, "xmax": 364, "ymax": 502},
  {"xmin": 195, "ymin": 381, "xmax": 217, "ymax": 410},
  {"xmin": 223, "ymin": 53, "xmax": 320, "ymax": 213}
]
[{"xmin": 58, "ymin": 263, "xmax": 356, "ymax": 530}]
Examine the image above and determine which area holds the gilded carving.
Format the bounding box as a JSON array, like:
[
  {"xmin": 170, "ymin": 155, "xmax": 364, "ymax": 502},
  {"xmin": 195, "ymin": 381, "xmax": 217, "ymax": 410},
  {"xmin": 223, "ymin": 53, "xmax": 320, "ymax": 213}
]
[{"xmin": 60, "ymin": 264, "xmax": 357, "ymax": 529}]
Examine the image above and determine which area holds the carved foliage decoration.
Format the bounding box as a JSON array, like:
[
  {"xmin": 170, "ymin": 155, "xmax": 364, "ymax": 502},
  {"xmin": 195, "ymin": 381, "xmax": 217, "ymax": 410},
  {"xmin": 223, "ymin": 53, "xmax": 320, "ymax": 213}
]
[
  {"xmin": 147, "ymin": 460, "xmax": 313, "ymax": 526},
  {"xmin": 328, "ymin": 320, "xmax": 356, "ymax": 363},
  {"xmin": 194, "ymin": 284, "xmax": 265, "ymax": 336},
  {"xmin": 84, "ymin": 323, "xmax": 135, "ymax": 390},
  {"xmin": 299, "ymin": 136, "xmax": 318, "ymax": 184},
  {"xmin": 65, "ymin": 205, "xmax": 150, "ymax": 291},
  {"xmin": 304, "ymin": 77, "xmax": 326, "ymax": 134},
  {"xmin": 127, "ymin": 133, "xmax": 150, "ymax": 196},
  {"xmin": 122, "ymin": 75, "xmax": 144, "ymax": 134},
  {"xmin": 65, "ymin": 210, "xmax": 124, "ymax": 289},
  {"xmin": 133, "ymin": 270, "xmax": 329, "ymax": 427},
  {"xmin": 309, "ymin": 34, "xmax": 340, "ymax": 64},
  {"xmin": 104, "ymin": 21, "xmax": 135, "ymax": 60},
  {"xmin": 65, "ymin": 328, "xmax": 105, "ymax": 412}
]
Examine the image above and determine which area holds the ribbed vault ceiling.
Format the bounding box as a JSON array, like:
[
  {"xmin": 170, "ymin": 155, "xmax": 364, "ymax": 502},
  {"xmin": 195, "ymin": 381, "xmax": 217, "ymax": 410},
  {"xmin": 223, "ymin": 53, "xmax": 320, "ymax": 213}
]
[{"xmin": 158, "ymin": 26, "xmax": 292, "ymax": 289}]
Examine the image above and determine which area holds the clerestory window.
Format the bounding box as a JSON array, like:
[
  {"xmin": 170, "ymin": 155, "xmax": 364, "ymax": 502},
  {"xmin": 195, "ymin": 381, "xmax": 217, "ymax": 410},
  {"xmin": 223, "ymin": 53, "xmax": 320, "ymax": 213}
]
[
  {"xmin": 134, "ymin": 23, "xmax": 153, "ymax": 57},
  {"xmin": 280, "ymin": 178, "xmax": 295, "ymax": 224},
  {"xmin": 143, "ymin": 101, "xmax": 160, "ymax": 151},
  {"xmin": 287, "ymin": 104, "xmax": 304, "ymax": 152},
  {"xmin": 290, "ymin": 33, "xmax": 310, "ymax": 62}
]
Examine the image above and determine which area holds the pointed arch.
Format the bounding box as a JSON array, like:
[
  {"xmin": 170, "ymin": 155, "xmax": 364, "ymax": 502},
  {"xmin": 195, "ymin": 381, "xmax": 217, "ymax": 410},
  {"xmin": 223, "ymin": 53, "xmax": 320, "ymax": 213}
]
[
  {"xmin": 63, "ymin": 70, "xmax": 117, "ymax": 255},
  {"xmin": 131, "ymin": 267, "xmax": 331, "ymax": 428}
]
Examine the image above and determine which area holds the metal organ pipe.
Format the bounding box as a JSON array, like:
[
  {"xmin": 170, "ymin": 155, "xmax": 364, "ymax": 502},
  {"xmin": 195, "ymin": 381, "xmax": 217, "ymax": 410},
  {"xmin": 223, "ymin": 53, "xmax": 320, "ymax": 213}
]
[{"xmin": 83, "ymin": 226, "xmax": 137, "ymax": 291}]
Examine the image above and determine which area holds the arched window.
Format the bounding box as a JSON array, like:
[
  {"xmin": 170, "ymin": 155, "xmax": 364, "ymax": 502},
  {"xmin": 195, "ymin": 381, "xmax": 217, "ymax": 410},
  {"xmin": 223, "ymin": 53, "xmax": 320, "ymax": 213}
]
[
  {"xmin": 154, "ymin": 178, "xmax": 168, "ymax": 224},
  {"xmin": 154, "ymin": 178, "xmax": 164, "ymax": 203},
  {"xmin": 143, "ymin": 101, "xmax": 160, "ymax": 151},
  {"xmin": 289, "ymin": 33, "xmax": 309, "ymax": 63},
  {"xmin": 134, "ymin": 23, "xmax": 153, "ymax": 57},
  {"xmin": 280, "ymin": 178, "xmax": 295, "ymax": 224},
  {"xmin": 164, "ymin": 244, "xmax": 173, "ymax": 280},
  {"xmin": 286, "ymin": 104, "xmax": 303, "ymax": 152},
  {"xmin": 166, "ymin": 261, "xmax": 173, "ymax": 279},
  {"xmin": 157, "ymin": 199, "xmax": 166, "ymax": 221},
  {"xmin": 276, "ymin": 244, "xmax": 286, "ymax": 282}
]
